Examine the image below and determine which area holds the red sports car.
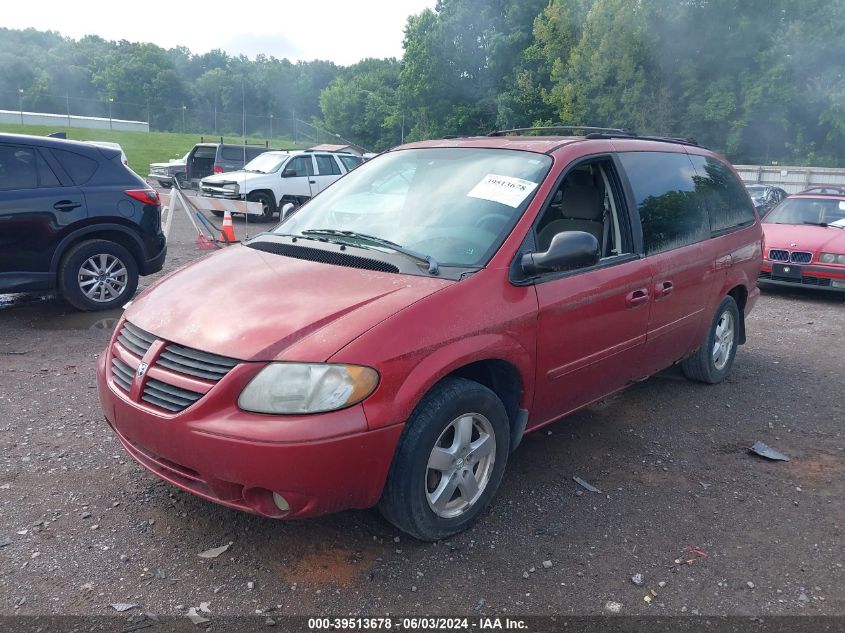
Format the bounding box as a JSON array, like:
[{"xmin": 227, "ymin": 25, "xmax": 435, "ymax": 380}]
[{"xmin": 759, "ymin": 192, "xmax": 845, "ymax": 291}]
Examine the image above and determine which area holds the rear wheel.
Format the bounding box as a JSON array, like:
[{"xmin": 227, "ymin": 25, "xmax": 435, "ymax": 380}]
[
  {"xmin": 58, "ymin": 239, "xmax": 138, "ymax": 311},
  {"xmin": 379, "ymin": 377, "xmax": 510, "ymax": 541},
  {"xmin": 681, "ymin": 296, "xmax": 740, "ymax": 384},
  {"xmin": 248, "ymin": 191, "xmax": 276, "ymax": 222}
]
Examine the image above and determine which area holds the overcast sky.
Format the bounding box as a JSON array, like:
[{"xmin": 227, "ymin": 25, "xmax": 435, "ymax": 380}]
[{"xmin": 4, "ymin": 0, "xmax": 438, "ymax": 65}]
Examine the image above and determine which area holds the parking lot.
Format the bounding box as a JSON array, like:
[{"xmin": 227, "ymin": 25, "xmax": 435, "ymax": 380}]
[{"xmin": 1, "ymin": 204, "xmax": 843, "ymax": 620}]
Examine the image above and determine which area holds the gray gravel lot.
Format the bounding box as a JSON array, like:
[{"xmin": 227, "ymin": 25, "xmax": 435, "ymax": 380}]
[{"xmin": 1, "ymin": 204, "xmax": 843, "ymax": 619}]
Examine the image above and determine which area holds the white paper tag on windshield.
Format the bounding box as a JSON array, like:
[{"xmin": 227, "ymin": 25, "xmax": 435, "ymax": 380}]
[
  {"xmin": 839, "ymin": 201, "xmax": 845, "ymax": 211},
  {"xmin": 467, "ymin": 174, "xmax": 538, "ymax": 208}
]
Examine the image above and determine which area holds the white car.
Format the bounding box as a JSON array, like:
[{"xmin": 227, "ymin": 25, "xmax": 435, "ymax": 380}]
[{"xmin": 199, "ymin": 150, "xmax": 363, "ymax": 221}]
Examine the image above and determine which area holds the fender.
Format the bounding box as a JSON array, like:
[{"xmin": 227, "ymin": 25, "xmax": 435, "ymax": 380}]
[
  {"xmin": 363, "ymin": 332, "xmax": 535, "ymax": 431},
  {"xmin": 49, "ymin": 222, "xmax": 146, "ymax": 273}
]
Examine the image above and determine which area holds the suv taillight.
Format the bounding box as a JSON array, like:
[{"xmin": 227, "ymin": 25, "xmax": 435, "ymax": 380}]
[
  {"xmin": 214, "ymin": 166, "xmax": 223, "ymax": 173},
  {"xmin": 125, "ymin": 189, "xmax": 160, "ymax": 206}
]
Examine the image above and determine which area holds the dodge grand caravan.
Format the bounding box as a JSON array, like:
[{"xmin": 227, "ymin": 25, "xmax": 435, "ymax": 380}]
[{"xmin": 97, "ymin": 128, "xmax": 762, "ymax": 540}]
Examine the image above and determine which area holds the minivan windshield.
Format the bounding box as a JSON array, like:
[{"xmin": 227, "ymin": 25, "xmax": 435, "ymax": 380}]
[
  {"xmin": 244, "ymin": 152, "xmax": 288, "ymax": 174},
  {"xmin": 275, "ymin": 148, "xmax": 551, "ymax": 267},
  {"xmin": 764, "ymin": 197, "xmax": 845, "ymax": 227}
]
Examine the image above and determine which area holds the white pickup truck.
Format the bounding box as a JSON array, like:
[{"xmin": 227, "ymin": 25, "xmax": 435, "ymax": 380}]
[{"xmin": 199, "ymin": 150, "xmax": 363, "ymax": 221}]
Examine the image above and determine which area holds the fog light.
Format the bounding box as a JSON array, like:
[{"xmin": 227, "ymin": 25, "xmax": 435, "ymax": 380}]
[
  {"xmin": 272, "ymin": 492, "xmax": 290, "ymax": 512},
  {"xmin": 831, "ymin": 280, "xmax": 845, "ymax": 289}
]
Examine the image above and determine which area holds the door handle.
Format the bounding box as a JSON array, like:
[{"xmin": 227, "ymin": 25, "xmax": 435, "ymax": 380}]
[
  {"xmin": 54, "ymin": 200, "xmax": 82, "ymax": 211},
  {"xmin": 308, "ymin": 180, "xmax": 317, "ymax": 184},
  {"xmin": 625, "ymin": 288, "xmax": 650, "ymax": 308},
  {"xmin": 654, "ymin": 280, "xmax": 674, "ymax": 298},
  {"xmin": 715, "ymin": 255, "xmax": 733, "ymax": 270}
]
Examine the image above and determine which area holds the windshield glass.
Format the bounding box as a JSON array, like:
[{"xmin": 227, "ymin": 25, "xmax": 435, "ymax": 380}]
[
  {"xmin": 243, "ymin": 153, "xmax": 288, "ymax": 173},
  {"xmin": 274, "ymin": 148, "xmax": 552, "ymax": 267},
  {"xmin": 764, "ymin": 197, "xmax": 845, "ymax": 225}
]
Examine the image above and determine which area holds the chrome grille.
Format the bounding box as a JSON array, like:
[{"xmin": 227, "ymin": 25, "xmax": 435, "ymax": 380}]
[
  {"xmin": 111, "ymin": 358, "xmax": 133, "ymax": 393},
  {"xmin": 142, "ymin": 378, "xmax": 203, "ymax": 412},
  {"xmin": 790, "ymin": 251, "xmax": 812, "ymax": 264},
  {"xmin": 156, "ymin": 343, "xmax": 238, "ymax": 381},
  {"xmin": 117, "ymin": 322, "xmax": 156, "ymax": 358},
  {"xmin": 769, "ymin": 249, "xmax": 789, "ymax": 262}
]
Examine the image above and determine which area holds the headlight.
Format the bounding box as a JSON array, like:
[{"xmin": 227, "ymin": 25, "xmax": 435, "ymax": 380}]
[
  {"xmin": 223, "ymin": 183, "xmax": 239, "ymax": 193},
  {"xmin": 820, "ymin": 253, "xmax": 845, "ymax": 264},
  {"xmin": 238, "ymin": 363, "xmax": 379, "ymax": 414}
]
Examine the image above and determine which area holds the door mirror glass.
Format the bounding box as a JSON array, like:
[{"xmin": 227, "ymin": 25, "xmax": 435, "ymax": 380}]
[{"xmin": 521, "ymin": 231, "xmax": 600, "ymax": 276}]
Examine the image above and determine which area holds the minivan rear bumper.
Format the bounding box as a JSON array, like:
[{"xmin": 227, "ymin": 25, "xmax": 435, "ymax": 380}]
[{"xmin": 97, "ymin": 351, "xmax": 403, "ymax": 518}]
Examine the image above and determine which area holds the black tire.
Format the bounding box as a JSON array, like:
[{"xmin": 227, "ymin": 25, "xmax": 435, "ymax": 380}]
[
  {"xmin": 379, "ymin": 377, "xmax": 510, "ymax": 541},
  {"xmin": 58, "ymin": 239, "xmax": 139, "ymax": 312},
  {"xmin": 248, "ymin": 191, "xmax": 276, "ymax": 222},
  {"xmin": 681, "ymin": 296, "xmax": 740, "ymax": 384}
]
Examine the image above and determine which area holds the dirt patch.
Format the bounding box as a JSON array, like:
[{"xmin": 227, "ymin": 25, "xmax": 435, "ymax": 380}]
[{"xmin": 281, "ymin": 545, "xmax": 377, "ymax": 588}]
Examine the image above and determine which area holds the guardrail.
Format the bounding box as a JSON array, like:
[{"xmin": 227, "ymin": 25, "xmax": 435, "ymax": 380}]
[{"xmin": 735, "ymin": 164, "xmax": 845, "ymax": 194}]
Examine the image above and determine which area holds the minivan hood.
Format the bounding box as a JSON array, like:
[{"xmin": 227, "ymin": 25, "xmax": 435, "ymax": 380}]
[
  {"xmin": 124, "ymin": 245, "xmax": 451, "ymax": 361},
  {"xmin": 763, "ymin": 222, "xmax": 845, "ymax": 253}
]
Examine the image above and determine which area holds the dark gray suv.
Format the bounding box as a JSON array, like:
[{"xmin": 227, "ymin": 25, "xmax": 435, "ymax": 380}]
[{"xmin": 184, "ymin": 142, "xmax": 277, "ymax": 187}]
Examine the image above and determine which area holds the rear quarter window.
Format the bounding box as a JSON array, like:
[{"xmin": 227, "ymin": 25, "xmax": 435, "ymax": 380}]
[
  {"xmin": 618, "ymin": 151, "xmax": 709, "ymax": 255},
  {"xmin": 339, "ymin": 155, "xmax": 364, "ymax": 171},
  {"xmin": 221, "ymin": 147, "xmax": 248, "ymax": 161},
  {"xmin": 689, "ymin": 155, "xmax": 756, "ymax": 233},
  {"xmin": 50, "ymin": 149, "xmax": 99, "ymax": 185}
]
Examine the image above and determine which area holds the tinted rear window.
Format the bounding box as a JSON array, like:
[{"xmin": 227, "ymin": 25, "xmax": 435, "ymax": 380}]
[
  {"xmin": 246, "ymin": 147, "xmax": 266, "ymax": 160},
  {"xmin": 315, "ymin": 154, "xmax": 341, "ymax": 176},
  {"xmin": 339, "ymin": 155, "xmax": 364, "ymax": 171},
  {"xmin": 51, "ymin": 149, "xmax": 99, "ymax": 185},
  {"xmin": 221, "ymin": 147, "xmax": 248, "ymax": 161},
  {"xmin": 192, "ymin": 146, "xmax": 217, "ymax": 159},
  {"xmin": 618, "ymin": 151, "xmax": 709, "ymax": 254},
  {"xmin": 689, "ymin": 155, "xmax": 756, "ymax": 233}
]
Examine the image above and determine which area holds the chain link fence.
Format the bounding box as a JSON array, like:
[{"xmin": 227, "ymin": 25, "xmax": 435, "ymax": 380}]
[{"xmin": 0, "ymin": 89, "xmax": 359, "ymax": 147}]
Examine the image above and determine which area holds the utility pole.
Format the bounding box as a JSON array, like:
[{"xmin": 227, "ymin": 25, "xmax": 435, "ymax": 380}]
[
  {"xmin": 292, "ymin": 109, "xmax": 296, "ymax": 145},
  {"xmin": 108, "ymin": 97, "xmax": 114, "ymax": 130},
  {"xmin": 18, "ymin": 88, "xmax": 24, "ymax": 125},
  {"xmin": 66, "ymin": 92, "xmax": 71, "ymax": 127},
  {"xmin": 241, "ymin": 77, "xmax": 246, "ymax": 140},
  {"xmin": 269, "ymin": 113, "xmax": 274, "ymax": 140},
  {"xmin": 182, "ymin": 105, "xmax": 186, "ymax": 133}
]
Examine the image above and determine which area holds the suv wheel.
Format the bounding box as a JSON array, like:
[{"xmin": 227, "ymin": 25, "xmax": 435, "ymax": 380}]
[
  {"xmin": 379, "ymin": 377, "xmax": 510, "ymax": 541},
  {"xmin": 59, "ymin": 240, "xmax": 139, "ymax": 311},
  {"xmin": 248, "ymin": 191, "xmax": 276, "ymax": 222},
  {"xmin": 681, "ymin": 295, "xmax": 740, "ymax": 384}
]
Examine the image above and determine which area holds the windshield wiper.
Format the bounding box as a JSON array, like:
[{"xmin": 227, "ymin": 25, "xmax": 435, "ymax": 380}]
[
  {"xmin": 301, "ymin": 229, "xmax": 440, "ymax": 275},
  {"xmin": 802, "ymin": 221, "xmax": 842, "ymax": 228}
]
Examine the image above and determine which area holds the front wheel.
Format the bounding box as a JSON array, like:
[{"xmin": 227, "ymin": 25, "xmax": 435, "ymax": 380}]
[
  {"xmin": 248, "ymin": 191, "xmax": 276, "ymax": 222},
  {"xmin": 58, "ymin": 239, "xmax": 139, "ymax": 311},
  {"xmin": 379, "ymin": 377, "xmax": 510, "ymax": 541},
  {"xmin": 681, "ymin": 295, "xmax": 740, "ymax": 384}
]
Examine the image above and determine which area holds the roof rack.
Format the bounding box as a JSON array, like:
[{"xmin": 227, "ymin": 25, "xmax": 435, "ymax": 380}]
[
  {"xmin": 488, "ymin": 125, "xmax": 702, "ymax": 148},
  {"xmin": 488, "ymin": 125, "xmax": 630, "ymax": 137}
]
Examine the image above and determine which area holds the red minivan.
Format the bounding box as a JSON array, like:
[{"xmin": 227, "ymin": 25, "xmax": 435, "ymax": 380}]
[{"xmin": 97, "ymin": 129, "xmax": 762, "ymax": 540}]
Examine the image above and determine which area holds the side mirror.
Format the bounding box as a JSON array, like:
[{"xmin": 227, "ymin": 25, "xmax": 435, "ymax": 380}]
[
  {"xmin": 521, "ymin": 231, "xmax": 600, "ymax": 276},
  {"xmin": 281, "ymin": 203, "xmax": 296, "ymax": 220}
]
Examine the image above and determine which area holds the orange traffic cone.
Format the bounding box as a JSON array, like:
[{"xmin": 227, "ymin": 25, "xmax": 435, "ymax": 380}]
[{"xmin": 218, "ymin": 210, "xmax": 238, "ymax": 244}]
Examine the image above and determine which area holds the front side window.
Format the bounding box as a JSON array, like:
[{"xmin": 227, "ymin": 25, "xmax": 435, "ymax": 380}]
[
  {"xmin": 0, "ymin": 145, "xmax": 38, "ymax": 190},
  {"xmin": 276, "ymin": 148, "xmax": 552, "ymax": 268},
  {"xmin": 285, "ymin": 156, "xmax": 314, "ymax": 177},
  {"xmin": 689, "ymin": 155, "xmax": 756, "ymax": 233},
  {"xmin": 618, "ymin": 151, "xmax": 709, "ymax": 255}
]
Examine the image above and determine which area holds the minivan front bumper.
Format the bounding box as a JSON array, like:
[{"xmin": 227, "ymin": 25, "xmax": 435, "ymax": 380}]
[{"xmin": 96, "ymin": 350, "xmax": 402, "ymax": 519}]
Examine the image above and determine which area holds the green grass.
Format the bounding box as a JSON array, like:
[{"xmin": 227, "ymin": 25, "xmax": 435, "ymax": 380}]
[{"xmin": 0, "ymin": 123, "xmax": 308, "ymax": 175}]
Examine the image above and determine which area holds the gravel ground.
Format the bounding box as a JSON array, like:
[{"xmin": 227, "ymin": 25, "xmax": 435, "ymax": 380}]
[{"xmin": 0, "ymin": 202, "xmax": 843, "ymax": 620}]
